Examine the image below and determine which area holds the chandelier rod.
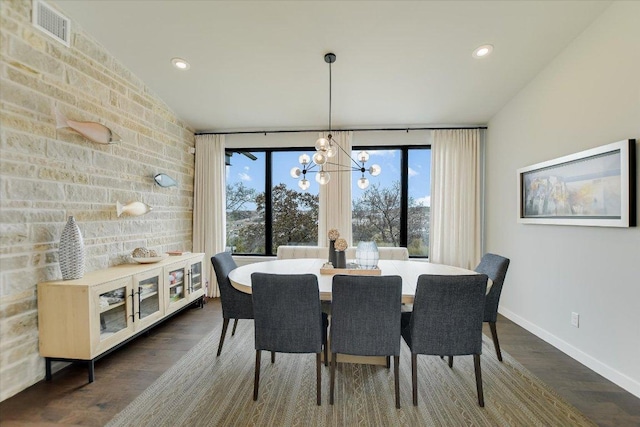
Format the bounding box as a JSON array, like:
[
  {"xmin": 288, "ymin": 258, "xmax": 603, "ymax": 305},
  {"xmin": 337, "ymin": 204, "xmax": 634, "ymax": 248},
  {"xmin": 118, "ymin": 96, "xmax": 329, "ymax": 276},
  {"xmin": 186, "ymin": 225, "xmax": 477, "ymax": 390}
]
[
  {"xmin": 325, "ymin": 161, "xmax": 365, "ymax": 172},
  {"xmin": 329, "ymin": 135, "xmax": 365, "ymax": 170},
  {"xmin": 328, "ymin": 54, "xmax": 332, "ymax": 134}
]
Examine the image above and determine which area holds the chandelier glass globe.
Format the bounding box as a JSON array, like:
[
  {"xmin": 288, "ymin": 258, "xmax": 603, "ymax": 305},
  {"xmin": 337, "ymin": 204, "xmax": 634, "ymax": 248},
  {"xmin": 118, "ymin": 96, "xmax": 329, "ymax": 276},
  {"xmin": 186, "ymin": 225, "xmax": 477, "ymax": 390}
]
[
  {"xmin": 298, "ymin": 153, "xmax": 311, "ymax": 165},
  {"xmin": 368, "ymin": 164, "xmax": 381, "ymax": 176},
  {"xmin": 316, "ymin": 170, "xmax": 331, "ymax": 185},
  {"xmin": 298, "ymin": 178, "xmax": 310, "ymax": 191},
  {"xmin": 315, "ymin": 137, "xmax": 330, "ymax": 152},
  {"xmin": 357, "ymin": 151, "xmax": 370, "ymax": 163},
  {"xmin": 313, "ymin": 151, "xmax": 328, "ymax": 165},
  {"xmin": 357, "ymin": 176, "xmax": 369, "ymax": 190}
]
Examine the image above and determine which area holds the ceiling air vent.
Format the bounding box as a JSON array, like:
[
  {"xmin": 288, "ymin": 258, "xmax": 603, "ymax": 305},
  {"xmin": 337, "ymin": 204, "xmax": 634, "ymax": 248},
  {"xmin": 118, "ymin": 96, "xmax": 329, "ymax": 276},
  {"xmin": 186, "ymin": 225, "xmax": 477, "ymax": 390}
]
[{"xmin": 32, "ymin": 0, "xmax": 70, "ymax": 47}]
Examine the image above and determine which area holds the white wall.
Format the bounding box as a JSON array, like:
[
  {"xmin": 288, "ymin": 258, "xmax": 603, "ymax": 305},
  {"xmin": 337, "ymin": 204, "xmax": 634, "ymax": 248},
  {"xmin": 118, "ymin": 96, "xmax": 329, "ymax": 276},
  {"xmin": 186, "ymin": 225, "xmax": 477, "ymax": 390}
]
[{"xmin": 486, "ymin": 1, "xmax": 640, "ymax": 397}]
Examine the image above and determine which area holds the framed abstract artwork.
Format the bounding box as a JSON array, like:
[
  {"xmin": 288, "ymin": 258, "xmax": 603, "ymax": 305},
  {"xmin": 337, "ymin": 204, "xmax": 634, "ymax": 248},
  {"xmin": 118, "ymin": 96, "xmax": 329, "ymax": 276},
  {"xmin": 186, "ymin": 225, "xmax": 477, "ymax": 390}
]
[{"xmin": 517, "ymin": 139, "xmax": 636, "ymax": 227}]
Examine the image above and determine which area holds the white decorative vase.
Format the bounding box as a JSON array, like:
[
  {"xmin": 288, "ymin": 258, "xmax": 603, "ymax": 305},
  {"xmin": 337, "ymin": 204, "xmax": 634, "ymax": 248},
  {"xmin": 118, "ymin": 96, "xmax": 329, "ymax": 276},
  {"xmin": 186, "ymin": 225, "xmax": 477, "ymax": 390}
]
[
  {"xmin": 59, "ymin": 216, "xmax": 85, "ymax": 280},
  {"xmin": 356, "ymin": 241, "xmax": 379, "ymax": 269}
]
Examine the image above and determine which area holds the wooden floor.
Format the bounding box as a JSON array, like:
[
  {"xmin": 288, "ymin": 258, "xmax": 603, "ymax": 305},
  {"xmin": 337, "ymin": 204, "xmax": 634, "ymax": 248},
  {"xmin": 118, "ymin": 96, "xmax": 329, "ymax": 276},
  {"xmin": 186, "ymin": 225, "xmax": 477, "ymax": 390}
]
[{"xmin": 1, "ymin": 298, "xmax": 638, "ymax": 426}]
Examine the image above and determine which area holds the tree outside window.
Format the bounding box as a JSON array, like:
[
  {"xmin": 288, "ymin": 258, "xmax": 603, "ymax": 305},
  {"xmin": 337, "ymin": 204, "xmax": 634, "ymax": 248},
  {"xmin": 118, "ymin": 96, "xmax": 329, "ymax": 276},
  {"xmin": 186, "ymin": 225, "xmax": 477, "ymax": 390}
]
[{"xmin": 226, "ymin": 150, "xmax": 319, "ymax": 255}]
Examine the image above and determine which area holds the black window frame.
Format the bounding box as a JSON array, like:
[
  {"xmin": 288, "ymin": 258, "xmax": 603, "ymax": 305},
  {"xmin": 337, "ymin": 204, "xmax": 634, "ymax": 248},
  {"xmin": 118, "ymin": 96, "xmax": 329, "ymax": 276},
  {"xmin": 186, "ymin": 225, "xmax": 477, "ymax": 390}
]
[{"xmin": 226, "ymin": 145, "xmax": 431, "ymax": 258}]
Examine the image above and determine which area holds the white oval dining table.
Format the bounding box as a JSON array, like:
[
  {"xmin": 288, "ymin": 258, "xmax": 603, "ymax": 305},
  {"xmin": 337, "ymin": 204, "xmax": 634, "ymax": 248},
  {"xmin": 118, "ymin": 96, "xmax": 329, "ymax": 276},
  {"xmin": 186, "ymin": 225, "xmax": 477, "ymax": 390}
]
[{"xmin": 228, "ymin": 258, "xmax": 491, "ymax": 304}]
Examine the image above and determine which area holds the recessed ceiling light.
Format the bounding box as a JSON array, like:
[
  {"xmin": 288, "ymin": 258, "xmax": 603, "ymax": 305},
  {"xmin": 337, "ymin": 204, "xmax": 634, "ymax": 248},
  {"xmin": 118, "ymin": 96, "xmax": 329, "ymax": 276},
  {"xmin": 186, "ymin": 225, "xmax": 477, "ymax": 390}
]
[
  {"xmin": 171, "ymin": 57, "xmax": 190, "ymax": 70},
  {"xmin": 472, "ymin": 44, "xmax": 493, "ymax": 59}
]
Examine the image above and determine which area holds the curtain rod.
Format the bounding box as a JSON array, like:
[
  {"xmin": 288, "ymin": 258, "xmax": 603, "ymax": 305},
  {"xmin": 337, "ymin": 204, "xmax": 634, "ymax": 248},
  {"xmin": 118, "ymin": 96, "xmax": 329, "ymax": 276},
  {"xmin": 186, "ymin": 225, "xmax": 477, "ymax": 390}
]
[{"xmin": 195, "ymin": 126, "xmax": 487, "ymax": 136}]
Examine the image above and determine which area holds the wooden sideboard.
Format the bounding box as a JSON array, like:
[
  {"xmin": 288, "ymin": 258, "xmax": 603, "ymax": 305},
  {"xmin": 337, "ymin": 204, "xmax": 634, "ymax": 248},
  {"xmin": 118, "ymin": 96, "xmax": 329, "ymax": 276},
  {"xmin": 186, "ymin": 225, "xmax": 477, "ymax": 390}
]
[{"xmin": 37, "ymin": 253, "xmax": 205, "ymax": 382}]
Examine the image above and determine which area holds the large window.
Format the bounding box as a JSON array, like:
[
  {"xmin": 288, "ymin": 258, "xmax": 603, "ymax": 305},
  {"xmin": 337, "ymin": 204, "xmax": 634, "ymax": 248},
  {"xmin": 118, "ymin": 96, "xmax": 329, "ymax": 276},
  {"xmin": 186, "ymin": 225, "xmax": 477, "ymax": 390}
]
[
  {"xmin": 270, "ymin": 151, "xmax": 319, "ymax": 251},
  {"xmin": 225, "ymin": 150, "xmax": 319, "ymax": 255},
  {"xmin": 352, "ymin": 149, "xmax": 402, "ymax": 247},
  {"xmin": 352, "ymin": 147, "xmax": 431, "ymax": 257},
  {"xmin": 407, "ymin": 148, "xmax": 431, "ymax": 257},
  {"xmin": 225, "ymin": 151, "xmax": 266, "ymax": 254},
  {"xmin": 225, "ymin": 146, "xmax": 430, "ymax": 257}
]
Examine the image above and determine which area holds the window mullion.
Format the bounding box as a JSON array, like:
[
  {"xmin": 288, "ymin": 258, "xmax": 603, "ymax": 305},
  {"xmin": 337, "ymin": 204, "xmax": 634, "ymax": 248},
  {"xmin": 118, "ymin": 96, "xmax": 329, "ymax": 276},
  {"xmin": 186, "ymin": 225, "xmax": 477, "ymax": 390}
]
[
  {"xmin": 400, "ymin": 147, "xmax": 409, "ymax": 248},
  {"xmin": 265, "ymin": 151, "xmax": 273, "ymax": 255}
]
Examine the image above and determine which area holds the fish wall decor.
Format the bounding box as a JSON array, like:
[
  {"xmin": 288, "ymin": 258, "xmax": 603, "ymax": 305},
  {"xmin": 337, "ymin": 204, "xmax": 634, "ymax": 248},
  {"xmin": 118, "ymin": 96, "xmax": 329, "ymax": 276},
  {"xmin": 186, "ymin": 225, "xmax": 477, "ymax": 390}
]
[
  {"xmin": 154, "ymin": 173, "xmax": 178, "ymax": 188},
  {"xmin": 116, "ymin": 201, "xmax": 153, "ymax": 217},
  {"xmin": 55, "ymin": 107, "xmax": 122, "ymax": 144}
]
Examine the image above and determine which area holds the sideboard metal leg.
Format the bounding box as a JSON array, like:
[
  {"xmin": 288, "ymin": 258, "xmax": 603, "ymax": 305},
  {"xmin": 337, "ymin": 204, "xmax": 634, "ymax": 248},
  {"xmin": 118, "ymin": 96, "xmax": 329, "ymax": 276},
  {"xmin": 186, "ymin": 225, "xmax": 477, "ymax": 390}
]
[
  {"xmin": 88, "ymin": 360, "xmax": 95, "ymax": 383},
  {"xmin": 45, "ymin": 358, "xmax": 52, "ymax": 381}
]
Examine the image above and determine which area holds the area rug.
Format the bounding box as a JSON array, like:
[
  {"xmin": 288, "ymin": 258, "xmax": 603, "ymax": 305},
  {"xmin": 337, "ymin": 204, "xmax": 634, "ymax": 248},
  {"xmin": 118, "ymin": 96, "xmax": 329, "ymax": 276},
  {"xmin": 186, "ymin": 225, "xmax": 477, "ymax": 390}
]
[{"xmin": 107, "ymin": 321, "xmax": 595, "ymax": 427}]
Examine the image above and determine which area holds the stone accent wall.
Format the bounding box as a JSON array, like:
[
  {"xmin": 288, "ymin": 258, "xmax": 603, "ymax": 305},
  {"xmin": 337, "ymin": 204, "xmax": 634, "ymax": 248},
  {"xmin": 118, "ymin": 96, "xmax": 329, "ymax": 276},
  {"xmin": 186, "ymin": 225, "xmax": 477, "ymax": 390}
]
[{"xmin": 0, "ymin": 0, "xmax": 196, "ymax": 401}]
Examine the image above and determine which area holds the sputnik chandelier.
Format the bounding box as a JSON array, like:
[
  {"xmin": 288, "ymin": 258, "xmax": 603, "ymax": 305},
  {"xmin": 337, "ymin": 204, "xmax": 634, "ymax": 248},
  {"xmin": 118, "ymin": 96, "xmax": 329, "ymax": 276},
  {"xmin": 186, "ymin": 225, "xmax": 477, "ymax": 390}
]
[{"xmin": 290, "ymin": 53, "xmax": 381, "ymax": 191}]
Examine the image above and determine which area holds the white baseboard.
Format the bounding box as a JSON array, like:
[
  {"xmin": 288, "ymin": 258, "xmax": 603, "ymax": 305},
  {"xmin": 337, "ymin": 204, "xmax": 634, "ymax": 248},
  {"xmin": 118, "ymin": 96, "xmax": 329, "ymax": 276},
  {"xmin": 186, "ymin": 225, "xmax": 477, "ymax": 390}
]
[{"xmin": 499, "ymin": 307, "xmax": 640, "ymax": 399}]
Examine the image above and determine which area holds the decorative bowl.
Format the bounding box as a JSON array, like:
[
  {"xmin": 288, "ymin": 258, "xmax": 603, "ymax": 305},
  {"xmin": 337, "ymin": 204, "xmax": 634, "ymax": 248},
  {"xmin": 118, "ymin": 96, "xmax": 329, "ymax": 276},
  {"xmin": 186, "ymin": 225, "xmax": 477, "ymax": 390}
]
[{"xmin": 132, "ymin": 254, "xmax": 169, "ymax": 264}]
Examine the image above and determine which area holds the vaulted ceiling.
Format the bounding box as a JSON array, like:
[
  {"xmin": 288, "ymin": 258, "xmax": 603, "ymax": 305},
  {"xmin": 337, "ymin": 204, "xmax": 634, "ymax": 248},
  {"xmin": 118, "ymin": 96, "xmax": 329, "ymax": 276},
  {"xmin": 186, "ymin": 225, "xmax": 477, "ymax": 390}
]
[{"xmin": 55, "ymin": 1, "xmax": 611, "ymax": 132}]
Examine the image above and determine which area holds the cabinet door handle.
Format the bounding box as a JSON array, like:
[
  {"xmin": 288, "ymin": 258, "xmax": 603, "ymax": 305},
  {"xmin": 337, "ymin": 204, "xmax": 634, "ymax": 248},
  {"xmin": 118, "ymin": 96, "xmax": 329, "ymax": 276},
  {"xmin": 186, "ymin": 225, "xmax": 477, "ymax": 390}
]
[
  {"xmin": 129, "ymin": 289, "xmax": 136, "ymax": 322},
  {"xmin": 187, "ymin": 270, "xmax": 192, "ymax": 292}
]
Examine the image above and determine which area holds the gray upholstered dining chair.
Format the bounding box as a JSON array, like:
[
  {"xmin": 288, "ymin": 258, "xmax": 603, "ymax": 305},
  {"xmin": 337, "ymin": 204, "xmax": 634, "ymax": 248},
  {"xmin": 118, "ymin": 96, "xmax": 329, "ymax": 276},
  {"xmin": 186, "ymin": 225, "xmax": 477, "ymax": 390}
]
[
  {"xmin": 475, "ymin": 253, "xmax": 510, "ymax": 362},
  {"xmin": 211, "ymin": 252, "xmax": 254, "ymax": 357},
  {"xmin": 401, "ymin": 274, "xmax": 488, "ymax": 406},
  {"xmin": 250, "ymin": 272, "xmax": 328, "ymax": 405},
  {"xmin": 330, "ymin": 274, "xmax": 403, "ymax": 408}
]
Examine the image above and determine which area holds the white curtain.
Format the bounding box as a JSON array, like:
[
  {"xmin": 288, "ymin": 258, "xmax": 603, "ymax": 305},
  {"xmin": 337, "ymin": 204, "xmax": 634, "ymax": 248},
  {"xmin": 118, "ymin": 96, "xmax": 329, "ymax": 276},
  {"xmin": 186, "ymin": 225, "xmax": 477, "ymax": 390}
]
[
  {"xmin": 429, "ymin": 129, "xmax": 481, "ymax": 269},
  {"xmin": 193, "ymin": 134, "xmax": 226, "ymax": 297},
  {"xmin": 318, "ymin": 131, "xmax": 353, "ymax": 246}
]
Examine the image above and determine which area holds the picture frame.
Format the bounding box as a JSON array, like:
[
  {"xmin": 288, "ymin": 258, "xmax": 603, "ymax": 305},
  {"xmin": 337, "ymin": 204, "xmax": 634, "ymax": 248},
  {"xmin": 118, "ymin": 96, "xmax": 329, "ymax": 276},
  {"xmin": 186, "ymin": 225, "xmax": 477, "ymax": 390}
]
[{"xmin": 517, "ymin": 139, "xmax": 636, "ymax": 227}]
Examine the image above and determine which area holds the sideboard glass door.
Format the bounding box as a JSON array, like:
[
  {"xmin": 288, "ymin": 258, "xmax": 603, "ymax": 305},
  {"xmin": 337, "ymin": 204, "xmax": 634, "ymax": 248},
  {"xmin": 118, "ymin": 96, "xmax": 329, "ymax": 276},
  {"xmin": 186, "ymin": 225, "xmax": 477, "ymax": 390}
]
[
  {"xmin": 134, "ymin": 268, "xmax": 164, "ymax": 329},
  {"xmin": 190, "ymin": 260, "xmax": 203, "ymax": 293},
  {"xmin": 165, "ymin": 262, "xmax": 188, "ymax": 314},
  {"xmin": 93, "ymin": 279, "xmax": 134, "ymax": 353},
  {"xmin": 99, "ymin": 287, "xmax": 128, "ymax": 338}
]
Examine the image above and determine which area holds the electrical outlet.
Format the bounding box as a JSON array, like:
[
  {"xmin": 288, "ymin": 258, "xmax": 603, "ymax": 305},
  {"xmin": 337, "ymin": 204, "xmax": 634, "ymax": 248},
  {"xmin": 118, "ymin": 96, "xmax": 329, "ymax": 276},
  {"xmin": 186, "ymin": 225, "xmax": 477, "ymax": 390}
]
[{"xmin": 571, "ymin": 312, "xmax": 580, "ymax": 328}]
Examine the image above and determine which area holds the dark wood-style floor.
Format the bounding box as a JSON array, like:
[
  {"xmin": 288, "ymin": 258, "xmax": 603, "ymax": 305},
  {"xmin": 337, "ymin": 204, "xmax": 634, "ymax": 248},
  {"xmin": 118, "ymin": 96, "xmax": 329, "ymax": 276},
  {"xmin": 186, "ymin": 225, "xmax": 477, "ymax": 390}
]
[{"xmin": 1, "ymin": 298, "xmax": 638, "ymax": 426}]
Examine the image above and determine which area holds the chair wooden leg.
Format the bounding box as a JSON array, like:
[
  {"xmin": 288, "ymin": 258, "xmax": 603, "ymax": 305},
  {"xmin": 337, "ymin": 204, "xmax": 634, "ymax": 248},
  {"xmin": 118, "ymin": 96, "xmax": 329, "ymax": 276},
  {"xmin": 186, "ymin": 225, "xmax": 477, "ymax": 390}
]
[
  {"xmin": 216, "ymin": 318, "xmax": 230, "ymax": 357},
  {"xmin": 253, "ymin": 350, "xmax": 261, "ymax": 401},
  {"xmin": 271, "ymin": 351, "xmax": 275, "ymax": 363},
  {"xmin": 324, "ymin": 342, "xmax": 328, "ymax": 367},
  {"xmin": 324, "ymin": 321, "xmax": 329, "ymax": 367},
  {"xmin": 316, "ymin": 353, "xmax": 322, "ymax": 405},
  {"xmin": 474, "ymin": 354, "xmax": 484, "ymax": 407},
  {"xmin": 394, "ymin": 355, "xmax": 400, "ymax": 409},
  {"xmin": 448, "ymin": 355, "xmax": 453, "ymax": 368},
  {"xmin": 232, "ymin": 318, "xmax": 239, "ymax": 336},
  {"xmin": 330, "ymin": 352, "xmax": 337, "ymax": 405},
  {"xmin": 489, "ymin": 322, "xmax": 503, "ymax": 362},
  {"xmin": 412, "ymin": 353, "xmax": 418, "ymax": 406}
]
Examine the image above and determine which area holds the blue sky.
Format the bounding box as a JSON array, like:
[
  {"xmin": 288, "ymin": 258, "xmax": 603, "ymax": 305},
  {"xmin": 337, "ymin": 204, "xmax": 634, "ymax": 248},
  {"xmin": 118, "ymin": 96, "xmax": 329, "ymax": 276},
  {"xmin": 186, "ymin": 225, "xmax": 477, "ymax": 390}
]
[{"xmin": 226, "ymin": 148, "xmax": 431, "ymax": 209}]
